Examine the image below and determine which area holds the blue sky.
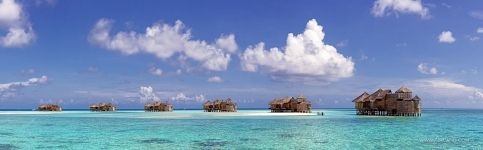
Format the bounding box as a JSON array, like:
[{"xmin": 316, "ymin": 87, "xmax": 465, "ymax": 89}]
[{"xmin": 1, "ymin": 0, "xmax": 483, "ymax": 109}]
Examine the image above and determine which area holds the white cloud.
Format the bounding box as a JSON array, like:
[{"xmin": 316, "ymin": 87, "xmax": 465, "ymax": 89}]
[
  {"xmin": 372, "ymin": 0, "xmax": 430, "ymax": 18},
  {"xmin": 20, "ymin": 68, "xmax": 35, "ymax": 75},
  {"xmin": 469, "ymin": 36, "xmax": 480, "ymax": 41},
  {"xmin": 194, "ymin": 94, "xmax": 205, "ymax": 102},
  {"xmin": 88, "ymin": 18, "xmax": 237, "ymax": 71},
  {"xmin": 171, "ymin": 92, "xmax": 205, "ymax": 102},
  {"xmin": 469, "ymin": 11, "xmax": 483, "ymax": 20},
  {"xmin": 360, "ymin": 53, "xmax": 369, "ymax": 61},
  {"xmin": 240, "ymin": 19, "xmax": 354, "ymax": 82},
  {"xmin": 411, "ymin": 78, "xmax": 483, "ymax": 100},
  {"xmin": 0, "ymin": 76, "xmax": 48, "ymax": 98},
  {"xmin": 207, "ymin": 76, "xmax": 223, "ymax": 83},
  {"xmin": 441, "ymin": 3, "xmax": 452, "ymax": 8},
  {"xmin": 460, "ymin": 69, "xmax": 478, "ymax": 75},
  {"xmin": 417, "ymin": 63, "xmax": 438, "ymax": 75},
  {"xmin": 87, "ymin": 66, "xmax": 98, "ymax": 73},
  {"xmin": 176, "ymin": 69, "xmax": 182, "ymax": 75},
  {"xmin": 171, "ymin": 93, "xmax": 188, "ymax": 101},
  {"xmin": 34, "ymin": 0, "xmax": 56, "ymax": 6},
  {"xmin": 336, "ymin": 40, "xmax": 348, "ymax": 48},
  {"xmin": 477, "ymin": 27, "xmax": 483, "ymax": 34},
  {"xmin": 215, "ymin": 34, "xmax": 238, "ymax": 53},
  {"xmin": 149, "ymin": 67, "xmax": 163, "ymax": 77},
  {"xmin": 438, "ymin": 31, "xmax": 455, "ymax": 43},
  {"xmin": 0, "ymin": 0, "xmax": 35, "ymax": 47},
  {"xmin": 139, "ymin": 86, "xmax": 160, "ymax": 102}
]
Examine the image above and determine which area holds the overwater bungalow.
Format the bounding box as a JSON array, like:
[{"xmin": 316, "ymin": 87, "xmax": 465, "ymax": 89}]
[
  {"xmin": 144, "ymin": 101, "xmax": 173, "ymax": 112},
  {"xmin": 203, "ymin": 98, "xmax": 237, "ymax": 112},
  {"xmin": 37, "ymin": 104, "xmax": 62, "ymax": 111},
  {"xmin": 89, "ymin": 103, "xmax": 116, "ymax": 112},
  {"xmin": 353, "ymin": 87, "xmax": 421, "ymax": 116},
  {"xmin": 269, "ymin": 96, "xmax": 312, "ymax": 113}
]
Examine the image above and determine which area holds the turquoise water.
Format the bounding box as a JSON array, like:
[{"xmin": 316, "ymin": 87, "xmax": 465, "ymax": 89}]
[{"xmin": 0, "ymin": 109, "xmax": 482, "ymax": 149}]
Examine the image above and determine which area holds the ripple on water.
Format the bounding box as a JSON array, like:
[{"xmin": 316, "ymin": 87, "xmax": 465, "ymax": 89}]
[
  {"xmin": 0, "ymin": 144, "xmax": 17, "ymax": 150},
  {"xmin": 314, "ymin": 140, "xmax": 329, "ymax": 144},
  {"xmin": 277, "ymin": 133, "xmax": 301, "ymax": 138},
  {"xmin": 0, "ymin": 132, "xmax": 14, "ymax": 136},
  {"xmin": 192, "ymin": 139, "xmax": 230, "ymax": 148},
  {"xmin": 36, "ymin": 145, "xmax": 68, "ymax": 149},
  {"xmin": 139, "ymin": 138, "xmax": 174, "ymax": 144},
  {"xmin": 41, "ymin": 124, "xmax": 54, "ymax": 127},
  {"xmin": 239, "ymin": 138, "xmax": 258, "ymax": 142},
  {"xmin": 250, "ymin": 128, "xmax": 269, "ymax": 131}
]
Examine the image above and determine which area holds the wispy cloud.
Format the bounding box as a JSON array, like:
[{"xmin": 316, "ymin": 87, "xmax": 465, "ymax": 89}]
[
  {"xmin": 417, "ymin": 63, "xmax": 438, "ymax": 75},
  {"xmin": 207, "ymin": 76, "xmax": 223, "ymax": 83},
  {"xmin": 477, "ymin": 27, "xmax": 483, "ymax": 34},
  {"xmin": 171, "ymin": 92, "xmax": 205, "ymax": 102},
  {"xmin": 410, "ymin": 78, "xmax": 483, "ymax": 100},
  {"xmin": 0, "ymin": 76, "xmax": 48, "ymax": 98},
  {"xmin": 149, "ymin": 67, "xmax": 163, "ymax": 77},
  {"xmin": 20, "ymin": 68, "xmax": 35, "ymax": 75},
  {"xmin": 469, "ymin": 10, "xmax": 483, "ymax": 20}
]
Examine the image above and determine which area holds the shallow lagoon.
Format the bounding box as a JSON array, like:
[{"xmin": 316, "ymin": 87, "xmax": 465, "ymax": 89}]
[{"xmin": 0, "ymin": 109, "xmax": 482, "ymax": 149}]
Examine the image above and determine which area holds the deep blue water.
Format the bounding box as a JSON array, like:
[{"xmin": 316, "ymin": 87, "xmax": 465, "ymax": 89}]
[{"xmin": 0, "ymin": 109, "xmax": 482, "ymax": 149}]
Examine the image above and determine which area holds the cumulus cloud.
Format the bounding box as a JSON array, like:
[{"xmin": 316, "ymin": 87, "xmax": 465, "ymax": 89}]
[
  {"xmin": 411, "ymin": 78, "xmax": 483, "ymax": 100},
  {"xmin": 149, "ymin": 67, "xmax": 163, "ymax": 77},
  {"xmin": 88, "ymin": 18, "xmax": 238, "ymax": 71},
  {"xmin": 240, "ymin": 19, "xmax": 354, "ymax": 82},
  {"xmin": 207, "ymin": 76, "xmax": 223, "ymax": 83},
  {"xmin": 0, "ymin": 0, "xmax": 35, "ymax": 47},
  {"xmin": 171, "ymin": 92, "xmax": 205, "ymax": 102},
  {"xmin": 0, "ymin": 76, "xmax": 48, "ymax": 98},
  {"xmin": 139, "ymin": 86, "xmax": 160, "ymax": 102},
  {"xmin": 372, "ymin": 0, "xmax": 430, "ymax": 18},
  {"xmin": 417, "ymin": 63, "xmax": 438, "ymax": 75},
  {"xmin": 438, "ymin": 31, "xmax": 455, "ymax": 43}
]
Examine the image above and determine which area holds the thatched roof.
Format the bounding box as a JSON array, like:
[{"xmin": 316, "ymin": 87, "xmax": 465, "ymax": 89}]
[
  {"xmin": 91, "ymin": 103, "xmax": 115, "ymax": 107},
  {"xmin": 270, "ymin": 96, "xmax": 293, "ymax": 105},
  {"xmin": 352, "ymin": 92, "xmax": 369, "ymax": 102},
  {"xmin": 225, "ymin": 98, "xmax": 235, "ymax": 105},
  {"xmin": 366, "ymin": 89, "xmax": 391, "ymax": 101},
  {"xmin": 145, "ymin": 101, "xmax": 171, "ymax": 106},
  {"xmin": 280, "ymin": 96, "xmax": 293, "ymax": 103},
  {"xmin": 396, "ymin": 87, "xmax": 412, "ymax": 93},
  {"xmin": 295, "ymin": 96, "xmax": 310, "ymax": 103},
  {"xmin": 412, "ymin": 95, "xmax": 421, "ymax": 101}
]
